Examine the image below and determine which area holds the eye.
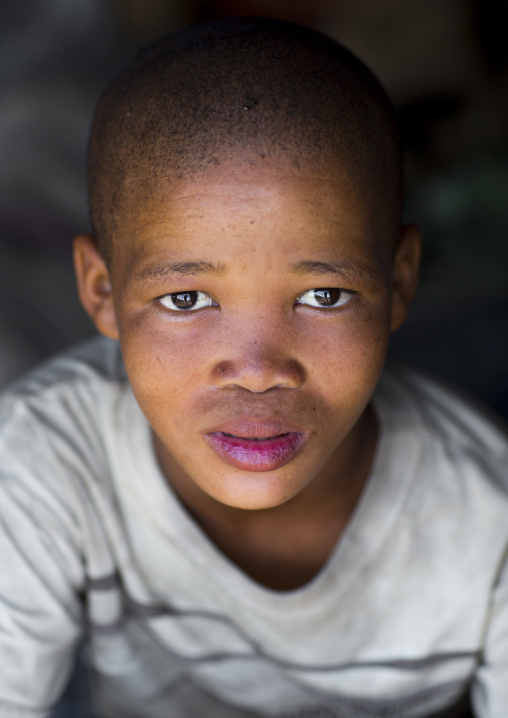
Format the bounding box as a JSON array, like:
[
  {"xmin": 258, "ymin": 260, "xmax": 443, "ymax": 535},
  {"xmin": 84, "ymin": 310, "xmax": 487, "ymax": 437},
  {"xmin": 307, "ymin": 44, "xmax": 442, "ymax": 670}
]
[
  {"xmin": 158, "ymin": 291, "xmax": 215, "ymax": 311},
  {"xmin": 296, "ymin": 288, "xmax": 355, "ymax": 309}
]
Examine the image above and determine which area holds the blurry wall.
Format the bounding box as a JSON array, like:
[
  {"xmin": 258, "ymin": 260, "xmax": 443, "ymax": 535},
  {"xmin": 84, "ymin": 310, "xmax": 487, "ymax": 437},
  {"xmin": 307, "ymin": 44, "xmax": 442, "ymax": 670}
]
[
  {"xmin": 0, "ymin": 0, "xmax": 116, "ymax": 382},
  {"xmin": 1, "ymin": 0, "xmax": 507, "ymax": 414}
]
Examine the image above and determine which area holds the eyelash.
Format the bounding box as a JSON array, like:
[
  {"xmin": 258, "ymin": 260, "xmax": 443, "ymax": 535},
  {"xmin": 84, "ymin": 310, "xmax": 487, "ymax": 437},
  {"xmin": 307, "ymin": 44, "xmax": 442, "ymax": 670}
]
[
  {"xmin": 295, "ymin": 288, "xmax": 356, "ymax": 309},
  {"xmin": 157, "ymin": 291, "xmax": 217, "ymax": 312},
  {"xmin": 156, "ymin": 288, "xmax": 356, "ymax": 312}
]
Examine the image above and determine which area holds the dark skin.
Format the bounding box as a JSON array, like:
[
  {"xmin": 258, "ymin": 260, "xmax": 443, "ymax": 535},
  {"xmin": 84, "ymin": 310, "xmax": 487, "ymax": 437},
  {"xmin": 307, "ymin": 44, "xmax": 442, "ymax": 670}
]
[
  {"xmin": 74, "ymin": 157, "xmax": 420, "ymax": 591},
  {"xmin": 154, "ymin": 404, "xmax": 378, "ymax": 590}
]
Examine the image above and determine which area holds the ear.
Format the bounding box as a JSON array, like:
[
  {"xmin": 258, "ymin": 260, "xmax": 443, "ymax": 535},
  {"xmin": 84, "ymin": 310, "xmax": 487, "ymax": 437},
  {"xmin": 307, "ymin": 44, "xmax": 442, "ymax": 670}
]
[
  {"xmin": 390, "ymin": 224, "xmax": 421, "ymax": 332},
  {"xmin": 73, "ymin": 234, "xmax": 119, "ymax": 340}
]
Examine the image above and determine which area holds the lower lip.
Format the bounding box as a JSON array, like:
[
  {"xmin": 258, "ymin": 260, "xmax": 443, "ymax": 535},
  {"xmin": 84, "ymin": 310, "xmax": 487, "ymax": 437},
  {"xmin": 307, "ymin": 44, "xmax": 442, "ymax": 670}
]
[{"xmin": 205, "ymin": 432, "xmax": 307, "ymax": 472}]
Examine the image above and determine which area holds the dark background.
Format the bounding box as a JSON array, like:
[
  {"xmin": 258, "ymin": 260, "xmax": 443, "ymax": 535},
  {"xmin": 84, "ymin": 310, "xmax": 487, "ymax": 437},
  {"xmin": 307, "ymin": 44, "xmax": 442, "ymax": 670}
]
[{"xmin": 1, "ymin": 0, "xmax": 507, "ymax": 416}]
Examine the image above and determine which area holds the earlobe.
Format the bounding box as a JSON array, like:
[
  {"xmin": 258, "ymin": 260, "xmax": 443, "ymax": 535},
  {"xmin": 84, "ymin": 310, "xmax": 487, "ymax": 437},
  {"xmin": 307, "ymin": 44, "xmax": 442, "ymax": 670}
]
[
  {"xmin": 390, "ymin": 224, "xmax": 421, "ymax": 332},
  {"xmin": 73, "ymin": 234, "xmax": 119, "ymax": 340}
]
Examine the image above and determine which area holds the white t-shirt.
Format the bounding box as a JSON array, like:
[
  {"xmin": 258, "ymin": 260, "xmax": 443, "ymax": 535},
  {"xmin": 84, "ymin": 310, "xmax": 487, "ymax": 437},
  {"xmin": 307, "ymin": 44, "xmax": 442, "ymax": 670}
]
[{"xmin": 0, "ymin": 337, "xmax": 507, "ymax": 718}]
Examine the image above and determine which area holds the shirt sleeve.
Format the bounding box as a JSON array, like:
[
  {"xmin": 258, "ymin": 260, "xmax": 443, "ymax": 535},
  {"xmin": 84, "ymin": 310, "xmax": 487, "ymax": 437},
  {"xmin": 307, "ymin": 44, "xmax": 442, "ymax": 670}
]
[
  {"xmin": 471, "ymin": 549, "xmax": 508, "ymax": 718},
  {"xmin": 0, "ymin": 458, "xmax": 85, "ymax": 717}
]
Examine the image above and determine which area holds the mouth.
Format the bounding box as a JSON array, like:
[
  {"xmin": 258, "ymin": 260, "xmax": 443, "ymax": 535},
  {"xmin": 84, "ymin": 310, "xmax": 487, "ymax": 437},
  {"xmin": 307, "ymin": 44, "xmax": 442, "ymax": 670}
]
[{"xmin": 205, "ymin": 420, "xmax": 308, "ymax": 472}]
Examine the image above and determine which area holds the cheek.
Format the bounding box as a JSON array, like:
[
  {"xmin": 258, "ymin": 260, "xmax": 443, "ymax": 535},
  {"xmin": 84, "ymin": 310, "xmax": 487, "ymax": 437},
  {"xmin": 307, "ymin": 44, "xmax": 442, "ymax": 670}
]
[
  {"xmin": 302, "ymin": 308, "xmax": 390, "ymax": 399},
  {"xmin": 120, "ymin": 318, "xmax": 211, "ymax": 408},
  {"xmin": 119, "ymin": 298, "xmax": 391, "ymax": 431}
]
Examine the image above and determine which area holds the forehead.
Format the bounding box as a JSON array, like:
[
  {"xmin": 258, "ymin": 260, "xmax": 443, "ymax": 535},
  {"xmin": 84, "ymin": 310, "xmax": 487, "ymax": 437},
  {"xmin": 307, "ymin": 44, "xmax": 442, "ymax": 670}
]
[{"xmin": 113, "ymin": 158, "xmax": 392, "ymax": 278}]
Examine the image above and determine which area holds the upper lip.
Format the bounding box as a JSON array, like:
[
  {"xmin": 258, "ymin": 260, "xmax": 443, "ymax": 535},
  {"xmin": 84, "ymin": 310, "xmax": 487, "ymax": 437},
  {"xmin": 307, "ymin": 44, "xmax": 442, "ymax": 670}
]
[{"xmin": 207, "ymin": 417, "xmax": 306, "ymax": 439}]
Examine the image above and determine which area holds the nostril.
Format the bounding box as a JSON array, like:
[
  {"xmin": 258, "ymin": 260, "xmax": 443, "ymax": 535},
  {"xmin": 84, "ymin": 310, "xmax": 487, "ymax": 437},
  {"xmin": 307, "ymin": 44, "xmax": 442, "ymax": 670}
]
[{"xmin": 215, "ymin": 360, "xmax": 233, "ymax": 377}]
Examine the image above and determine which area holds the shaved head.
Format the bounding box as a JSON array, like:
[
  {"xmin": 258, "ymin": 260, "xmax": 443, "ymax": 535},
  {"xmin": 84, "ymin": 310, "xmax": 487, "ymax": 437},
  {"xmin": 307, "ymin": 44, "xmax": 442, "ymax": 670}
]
[{"xmin": 88, "ymin": 17, "xmax": 403, "ymax": 261}]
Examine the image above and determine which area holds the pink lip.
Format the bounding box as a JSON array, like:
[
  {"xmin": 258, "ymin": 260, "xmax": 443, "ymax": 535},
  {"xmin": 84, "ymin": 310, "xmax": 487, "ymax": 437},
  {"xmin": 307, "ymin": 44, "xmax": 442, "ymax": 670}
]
[{"xmin": 205, "ymin": 420, "xmax": 307, "ymax": 472}]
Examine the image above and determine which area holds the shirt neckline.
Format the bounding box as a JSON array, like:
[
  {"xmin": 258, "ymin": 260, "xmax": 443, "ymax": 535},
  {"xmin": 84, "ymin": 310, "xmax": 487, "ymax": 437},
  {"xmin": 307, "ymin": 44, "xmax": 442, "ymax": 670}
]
[{"xmin": 119, "ymin": 370, "xmax": 423, "ymax": 617}]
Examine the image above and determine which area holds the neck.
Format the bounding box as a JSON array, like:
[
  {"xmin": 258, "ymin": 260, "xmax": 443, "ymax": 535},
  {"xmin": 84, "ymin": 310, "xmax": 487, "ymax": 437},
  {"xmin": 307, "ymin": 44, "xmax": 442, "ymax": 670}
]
[{"xmin": 154, "ymin": 405, "xmax": 378, "ymax": 590}]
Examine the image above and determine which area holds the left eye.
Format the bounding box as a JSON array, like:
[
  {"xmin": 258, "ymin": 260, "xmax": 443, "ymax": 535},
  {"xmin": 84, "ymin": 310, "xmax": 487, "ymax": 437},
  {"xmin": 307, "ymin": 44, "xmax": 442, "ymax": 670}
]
[
  {"xmin": 158, "ymin": 291, "xmax": 215, "ymax": 311},
  {"xmin": 296, "ymin": 288, "xmax": 355, "ymax": 308}
]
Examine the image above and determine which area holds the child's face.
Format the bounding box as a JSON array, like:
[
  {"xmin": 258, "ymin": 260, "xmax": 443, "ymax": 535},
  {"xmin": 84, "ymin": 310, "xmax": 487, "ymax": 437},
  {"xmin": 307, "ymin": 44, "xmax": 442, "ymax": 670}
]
[{"xmin": 75, "ymin": 159, "xmax": 420, "ymax": 510}]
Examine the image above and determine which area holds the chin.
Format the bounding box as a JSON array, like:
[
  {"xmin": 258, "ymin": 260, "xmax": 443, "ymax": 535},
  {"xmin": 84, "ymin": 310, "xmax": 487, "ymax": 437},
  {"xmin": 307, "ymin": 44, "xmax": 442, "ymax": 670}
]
[{"xmin": 203, "ymin": 470, "xmax": 301, "ymax": 511}]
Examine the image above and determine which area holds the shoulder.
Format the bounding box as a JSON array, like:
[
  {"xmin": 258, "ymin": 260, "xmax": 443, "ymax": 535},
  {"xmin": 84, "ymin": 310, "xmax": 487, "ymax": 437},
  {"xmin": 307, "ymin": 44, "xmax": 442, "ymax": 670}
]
[
  {"xmin": 0, "ymin": 334, "xmax": 125, "ymax": 420},
  {"xmin": 377, "ymin": 364, "xmax": 508, "ymax": 460},
  {"xmin": 0, "ymin": 333, "xmax": 126, "ymax": 406},
  {"xmin": 0, "ymin": 335, "xmax": 128, "ymax": 506},
  {"xmin": 374, "ymin": 366, "xmax": 508, "ymax": 583},
  {"xmin": 375, "ymin": 364, "xmax": 508, "ymax": 514}
]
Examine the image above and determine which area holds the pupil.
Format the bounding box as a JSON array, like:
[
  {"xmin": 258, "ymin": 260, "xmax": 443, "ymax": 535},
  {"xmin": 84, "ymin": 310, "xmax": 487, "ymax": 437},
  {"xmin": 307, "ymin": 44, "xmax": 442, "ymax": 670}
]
[
  {"xmin": 172, "ymin": 291, "xmax": 197, "ymax": 309},
  {"xmin": 315, "ymin": 288, "xmax": 340, "ymax": 305}
]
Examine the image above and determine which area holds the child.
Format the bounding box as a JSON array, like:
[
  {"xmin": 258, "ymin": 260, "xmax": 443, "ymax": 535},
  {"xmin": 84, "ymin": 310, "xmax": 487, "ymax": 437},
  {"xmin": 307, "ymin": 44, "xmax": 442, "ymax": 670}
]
[{"xmin": 0, "ymin": 17, "xmax": 506, "ymax": 718}]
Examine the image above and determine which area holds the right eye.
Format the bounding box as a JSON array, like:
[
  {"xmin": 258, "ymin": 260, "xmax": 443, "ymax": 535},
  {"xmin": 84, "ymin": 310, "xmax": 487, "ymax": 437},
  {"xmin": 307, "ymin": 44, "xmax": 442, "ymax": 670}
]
[{"xmin": 157, "ymin": 291, "xmax": 215, "ymax": 312}]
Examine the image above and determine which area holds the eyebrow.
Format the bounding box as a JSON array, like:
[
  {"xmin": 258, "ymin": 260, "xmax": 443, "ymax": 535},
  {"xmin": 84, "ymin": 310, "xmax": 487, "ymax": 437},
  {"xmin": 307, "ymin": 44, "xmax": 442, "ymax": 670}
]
[
  {"xmin": 134, "ymin": 260, "xmax": 225, "ymax": 284},
  {"xmin": 133, "ymin": 257, "xmax": 377, "ymax": 286},
  {"xmin": 291, "ymin": 259, "xmax": 378, "ymax": 283}
]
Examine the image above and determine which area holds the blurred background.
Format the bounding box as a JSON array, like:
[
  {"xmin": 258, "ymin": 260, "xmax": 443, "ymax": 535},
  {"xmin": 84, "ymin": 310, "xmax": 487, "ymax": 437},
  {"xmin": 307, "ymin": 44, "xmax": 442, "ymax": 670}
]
[{"xmin": 1, "ymin": 0, "xmax": 507, "ymax": 416}]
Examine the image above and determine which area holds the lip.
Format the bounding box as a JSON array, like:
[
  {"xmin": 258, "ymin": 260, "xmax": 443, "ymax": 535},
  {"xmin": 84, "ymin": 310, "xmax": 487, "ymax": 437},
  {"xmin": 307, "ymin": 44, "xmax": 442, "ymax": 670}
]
[{"xmin": 205, "ymin": 418, "xmax": 308, "ymax": 472}]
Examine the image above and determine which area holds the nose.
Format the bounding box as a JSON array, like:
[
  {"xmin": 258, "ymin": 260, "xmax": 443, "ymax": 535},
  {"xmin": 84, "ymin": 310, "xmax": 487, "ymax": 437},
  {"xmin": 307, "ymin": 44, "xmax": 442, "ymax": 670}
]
[{"xmin": 211, "ymin": 341, "xmax": 305, "ymax": 392}]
